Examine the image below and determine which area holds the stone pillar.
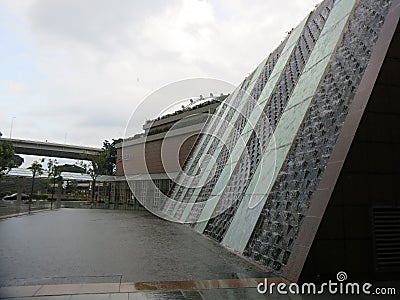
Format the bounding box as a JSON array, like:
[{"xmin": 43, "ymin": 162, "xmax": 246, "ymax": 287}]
[
  {"xmin": 16, "ymin": 176, "xmax": 24, "ymax": 213},
  {"xmin": 56, "ymin": 182, "xmax": 62, "ymax": 209}
]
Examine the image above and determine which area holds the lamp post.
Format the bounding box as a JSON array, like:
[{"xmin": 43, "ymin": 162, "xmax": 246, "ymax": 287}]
[{"xmin": 10, "ymin": 117, "xmax": 15, "ymax": 138}]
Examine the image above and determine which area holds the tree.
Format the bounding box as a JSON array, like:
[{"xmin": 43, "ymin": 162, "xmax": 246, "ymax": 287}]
[
  {"xmin": 0, "ymin": 131, "xmax": 23, "ymax": 177},
  {"xmin": 47, "ymin": 159, "xmax": 63, "ymax": 210},
  {"xmin": 65, "ymin": 180, "xmax": 79, "ymax": 198},
  {"xmin": 28, "ymin": 159, "xmax": 44, "ymax": 214},
  {"xmin": 79, "ymin": 152, "xmax": 108, "ymax": 207},
  {"xmin": 79, "ymin": 139, "xmax": 121, "ymax": 207},
  {"xmin": 101, "ymin": 139, "xmax": 121, "ymax": 175}
]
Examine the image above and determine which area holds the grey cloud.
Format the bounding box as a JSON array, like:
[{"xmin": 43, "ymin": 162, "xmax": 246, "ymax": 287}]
[
  {"xmin": 28, "ymin": 0, "xmax": 174, "ymax": 50},
  {"xmin": 2, "ymin": 0, "xmax": 322, "ymax": 148},
  {"xmin": 78, "ymin": 115, "xmax": 126, "ymax": 128}
]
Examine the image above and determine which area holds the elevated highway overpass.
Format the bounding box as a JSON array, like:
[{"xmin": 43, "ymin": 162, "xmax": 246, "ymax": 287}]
[{"xmin": 1, "ymin": 138, "xmax": 102, "ymax": 160}]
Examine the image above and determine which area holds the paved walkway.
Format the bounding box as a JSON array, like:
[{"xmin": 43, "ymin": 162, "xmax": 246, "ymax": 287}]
[
  {"xmin": 0, "ymin": 208, "xmax": 52, "ymax": 220},
  {"xmin": 0, "ymin": 278, "xmax": 289, "ymax": 299},
  {"xmin": 0, "ymin": 288, "xmax": 272, "ymax": 300},
  {"xmin": 0, "ymin": 200, "xmax": 49, "ymax": 217},
  {"xmin": 0, "ymin": 209, "xmax": 279, "ymax": 299}
]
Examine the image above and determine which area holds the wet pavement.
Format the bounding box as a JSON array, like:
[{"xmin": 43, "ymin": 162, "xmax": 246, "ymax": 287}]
[
  {"xmin": 0, "ymin": 209, "xmax": 270, "ymax": 287},
  {"xmin": 0, "ymin": 279, "xmax": 280, "ymax": 299},
  {"xmin": 1, "ymin": 286, "xmax": 397, "ymax": 299},
  {"xmin": 1, "ymin": 209, "xmax": 397, "ymax": 299},
  {"xmin": 0, "ymin": 289, "xmax": 275, "ymax": 299}
]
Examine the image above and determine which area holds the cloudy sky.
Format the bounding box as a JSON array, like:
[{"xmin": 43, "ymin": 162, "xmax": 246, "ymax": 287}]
[{"xmin": 0, "ymin": 0, "xmax": 321, "ymax": 166}]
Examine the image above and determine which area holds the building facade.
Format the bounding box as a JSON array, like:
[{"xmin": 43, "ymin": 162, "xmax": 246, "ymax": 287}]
[{"xmin": 159, "ymin": 0, "xmax": 400, "ymax": 283}]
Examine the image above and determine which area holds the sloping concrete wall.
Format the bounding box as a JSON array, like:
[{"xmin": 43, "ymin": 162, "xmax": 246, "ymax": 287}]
[{"xmin": 160, "ymin": 0, "xmax": 398, "ymax": 282}]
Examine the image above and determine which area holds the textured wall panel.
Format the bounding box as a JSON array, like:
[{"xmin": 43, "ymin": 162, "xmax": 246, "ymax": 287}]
[
  {"xmin": 202, "ymin": 0, "xmax": 335, "ymax": 240},
  {"xmin": 194, "ymin": 14, "xmax": 314, "ymax": 232},
  {"xmin": 178, "ymin": 58, "xmax": 273, "ymax": 222},
  {"xmin": 168, "ymin": 78, "xmax": 251, "ymax": 216},
  {"xmin": 244, "ymin": 0, "xmax": 393, "ymax": 274},
  {"xmin": 162, "ymin": 0, "xmax": 396, "ymax": 280},
  {"xmin": 221, "ymin": 0, "xmax": 357, "ymax": 254}
]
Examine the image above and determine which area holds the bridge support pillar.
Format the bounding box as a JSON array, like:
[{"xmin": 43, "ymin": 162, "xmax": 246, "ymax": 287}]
[{"xmin": 16, "ymin": 176, "xmax": 24, "ymax": 213}]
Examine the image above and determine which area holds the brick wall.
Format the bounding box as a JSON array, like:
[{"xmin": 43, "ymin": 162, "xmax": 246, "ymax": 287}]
[{"xmin": 116, "ymin": 133, "xmax": 199, "ymax": 176}]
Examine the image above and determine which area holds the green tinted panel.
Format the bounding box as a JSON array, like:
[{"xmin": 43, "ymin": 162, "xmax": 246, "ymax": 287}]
[
  {"xmin": 288, "ymin": 55, "xmax": 329, "ymax": 109},
  {"xmin": 305, "ymin": 16, "xmax": 350, "ymax": 70},
  {"xmin": 221, "ymin": 0, "xmax": 357, "ymax": 252},
  {"xmin": 193, "ymin": 16, "xmax": 308, "ymax": 229},
  {"xmin": 271, "ymin": 99, "xmax": 311, "ymax": 149}
]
